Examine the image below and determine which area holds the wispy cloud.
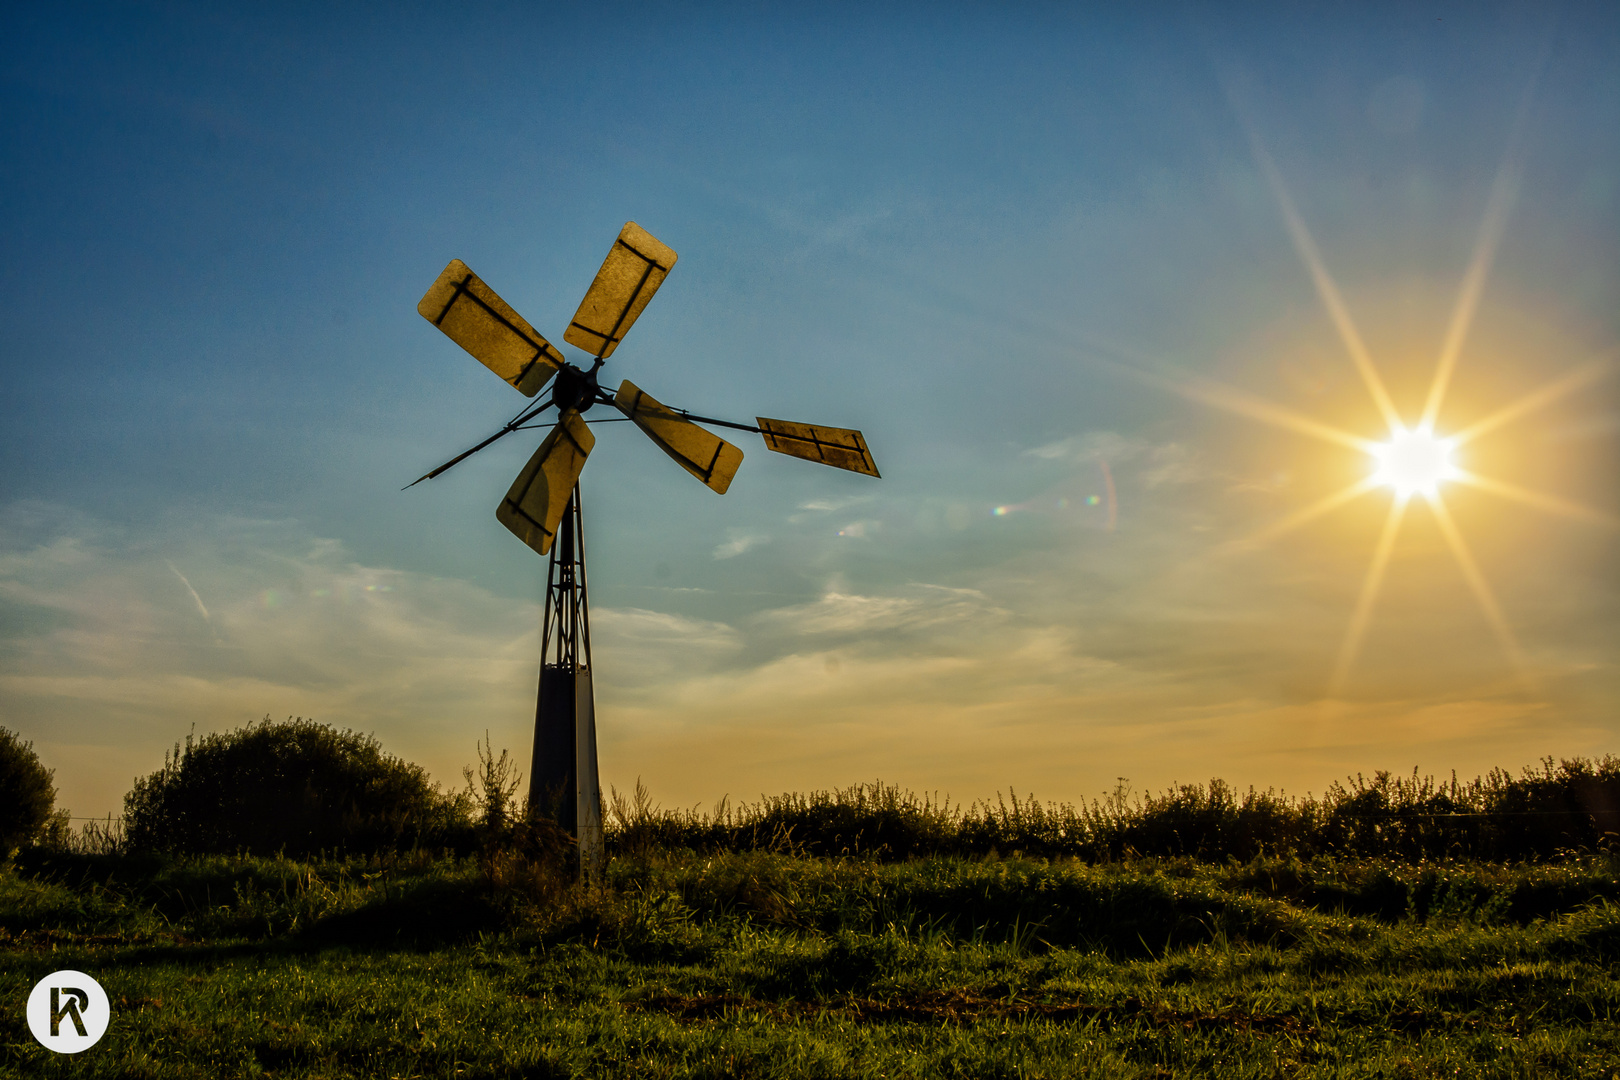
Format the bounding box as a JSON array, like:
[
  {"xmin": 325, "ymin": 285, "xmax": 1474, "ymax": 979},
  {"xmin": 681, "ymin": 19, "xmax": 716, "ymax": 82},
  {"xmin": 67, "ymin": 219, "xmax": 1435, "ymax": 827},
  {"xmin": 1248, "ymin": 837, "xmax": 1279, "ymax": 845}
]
[
  {"xmin": 753, "ymin": 584, "xmax": 998, "ymax": 637},
  {"xmin": 166, "ymin": 560, "xmax": 212, "ymax": 624},
  {"xmin": 1024, "ymin": 431, "xmax": 1204, "ymax": 487},
  {"xmin": 0, "ymin": 508, "xmax": 540, "ymax": 814},
  {"xmin": 713, "ymin": 531, "xmax": 769, "ymax": 560},
  {"xmin": 1, "ymin": 501, "xmax": 1606, "ymax": 821},
  {"xmin": 797, "ymin": 495, "xmax": 875, "ymax": 513},
  {"xmin": 1025, "ymin": 431, "xmax": 1140, "ymax": 463}
]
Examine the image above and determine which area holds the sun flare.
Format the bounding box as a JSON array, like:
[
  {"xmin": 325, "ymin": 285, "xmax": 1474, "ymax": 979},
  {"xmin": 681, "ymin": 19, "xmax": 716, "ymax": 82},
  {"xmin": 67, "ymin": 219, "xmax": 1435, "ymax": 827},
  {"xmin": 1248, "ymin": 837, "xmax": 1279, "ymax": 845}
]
[
  {"xmin": 1369, "ymin": 427, "xmax": 1458, "ymax": 499},
  {"xmin": 1168, "ymin": 113, "xmax": 1620, "ymax": 698}
]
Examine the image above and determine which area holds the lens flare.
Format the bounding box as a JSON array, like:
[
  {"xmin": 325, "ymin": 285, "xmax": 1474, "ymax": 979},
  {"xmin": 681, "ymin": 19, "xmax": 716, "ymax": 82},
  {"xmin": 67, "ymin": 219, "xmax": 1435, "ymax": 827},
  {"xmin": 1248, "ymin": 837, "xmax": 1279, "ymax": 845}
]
[
  {"xmin": 1369, "ymin": 427, "xmax": 1458, "ymax": 498},
  {"xmin": 1194, "ymin": 54, "xmax": 1617, "ymax": 698}
]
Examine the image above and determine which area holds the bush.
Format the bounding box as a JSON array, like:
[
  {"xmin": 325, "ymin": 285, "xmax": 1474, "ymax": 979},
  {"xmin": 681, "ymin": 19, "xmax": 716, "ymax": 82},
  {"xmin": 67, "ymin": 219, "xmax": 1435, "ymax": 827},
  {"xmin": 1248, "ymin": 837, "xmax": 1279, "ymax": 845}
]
[
  {"xmin": 602, "ymin": 757, "xmax": 1620, "ymax": 865},
  {"xmin": 459, "ymin": 734, "xmax": 580, "ymax": 900},
  {"xmin": 608, "ymin": 780, "xmax": 960, "ymax": 859},
  {"xmin": 0, "ymin": 727, "xmax": 67, "ymax": 855},
  {"xmin": 123, "ymin": 717, "xmax": 471, "ymax": 857}
]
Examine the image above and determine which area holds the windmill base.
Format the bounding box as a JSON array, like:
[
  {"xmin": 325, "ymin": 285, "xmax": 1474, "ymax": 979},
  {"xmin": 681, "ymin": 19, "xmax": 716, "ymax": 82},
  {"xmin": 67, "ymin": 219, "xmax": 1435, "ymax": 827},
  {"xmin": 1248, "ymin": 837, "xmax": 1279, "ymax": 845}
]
[{"xmin": 530, "ymin": 662, "xmax": 603, "ymax": 878}]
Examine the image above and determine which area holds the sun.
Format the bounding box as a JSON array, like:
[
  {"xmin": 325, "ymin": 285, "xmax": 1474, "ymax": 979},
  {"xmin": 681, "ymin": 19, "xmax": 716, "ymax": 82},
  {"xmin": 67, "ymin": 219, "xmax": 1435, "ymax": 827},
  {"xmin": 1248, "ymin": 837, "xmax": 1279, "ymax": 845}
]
[
  {"xmin": 1369, "ymin": 427, "xmax": 1458, "ymax": 499},
  {"xmin": 1133, "ymin": 120, "xmax": 1619, "ymax": 697}
]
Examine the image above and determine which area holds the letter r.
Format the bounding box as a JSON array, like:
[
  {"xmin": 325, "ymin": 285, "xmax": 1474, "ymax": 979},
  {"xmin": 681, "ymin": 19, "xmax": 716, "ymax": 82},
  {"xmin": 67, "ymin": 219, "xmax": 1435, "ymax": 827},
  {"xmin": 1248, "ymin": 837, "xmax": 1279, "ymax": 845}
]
[{"xmin": 50, "ymin": 987, "xmax": 90, "ymax": 1038}]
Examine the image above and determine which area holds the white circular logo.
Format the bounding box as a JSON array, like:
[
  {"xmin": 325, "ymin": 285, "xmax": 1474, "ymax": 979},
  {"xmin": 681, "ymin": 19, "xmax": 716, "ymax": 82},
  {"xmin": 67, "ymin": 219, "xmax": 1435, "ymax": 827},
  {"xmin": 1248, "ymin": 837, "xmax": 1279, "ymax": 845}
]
[{"xmin": 26, "ymin": 970, "xmax": 110, "ymax": 1053}]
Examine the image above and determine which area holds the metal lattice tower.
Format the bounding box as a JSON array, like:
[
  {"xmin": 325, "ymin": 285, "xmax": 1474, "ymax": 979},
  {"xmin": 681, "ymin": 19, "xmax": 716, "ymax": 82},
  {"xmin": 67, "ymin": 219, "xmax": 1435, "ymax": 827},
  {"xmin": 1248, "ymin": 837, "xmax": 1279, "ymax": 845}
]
[{"xmin": 528, "ymin": 486, "xmax": 602, "ymax": 876}]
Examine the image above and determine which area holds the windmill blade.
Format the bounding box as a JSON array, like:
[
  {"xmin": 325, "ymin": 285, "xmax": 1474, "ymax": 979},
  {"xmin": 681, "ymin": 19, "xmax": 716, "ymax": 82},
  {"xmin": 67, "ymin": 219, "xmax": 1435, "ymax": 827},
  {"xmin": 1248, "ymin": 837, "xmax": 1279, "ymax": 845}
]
[
  {"xmin": 563, "ymin": 223, "xmax": 678, "ymax": 359},
  {"xmin": 418, "ymin": 259, "xmax": 563, "ymax": 396},
  {"xmin": 614, "ymin": 379, "xmax": 743, "ymax": 494},
  {"xmin": 756, "ymin": 417, "xmax": 881, "ymax": 477},
  {"xmin": 496, "ymin": 411, "xmax": 595, "ymax": 556}
]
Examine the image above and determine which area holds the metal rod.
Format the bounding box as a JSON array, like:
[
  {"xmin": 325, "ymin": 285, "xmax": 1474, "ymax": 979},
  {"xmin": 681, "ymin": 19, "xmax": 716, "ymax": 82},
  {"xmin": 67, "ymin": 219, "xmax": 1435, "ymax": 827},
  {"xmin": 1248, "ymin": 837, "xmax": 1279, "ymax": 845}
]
[
  {"xmin": 402, "ymin": 399, "xmax": 557, "ymax": 488},
  {"xmin": 583, "ymin": 387, "xmax": 754, "ymax": 432},
  {"xmin": 533, "ymin": 417, "xmax": 631, "ymax": 428},
  {"xmin": 673, "ymin": 409, "xmax": 761, "ymax": 434}
]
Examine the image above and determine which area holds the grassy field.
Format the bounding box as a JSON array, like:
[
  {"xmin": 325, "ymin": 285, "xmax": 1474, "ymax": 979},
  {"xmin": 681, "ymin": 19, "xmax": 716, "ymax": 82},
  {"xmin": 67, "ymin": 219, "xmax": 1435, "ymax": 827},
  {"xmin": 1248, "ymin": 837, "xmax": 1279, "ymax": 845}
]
[{"xmin": 3, "ymin": 842, "xmax": 1618, "ymax": 1078}]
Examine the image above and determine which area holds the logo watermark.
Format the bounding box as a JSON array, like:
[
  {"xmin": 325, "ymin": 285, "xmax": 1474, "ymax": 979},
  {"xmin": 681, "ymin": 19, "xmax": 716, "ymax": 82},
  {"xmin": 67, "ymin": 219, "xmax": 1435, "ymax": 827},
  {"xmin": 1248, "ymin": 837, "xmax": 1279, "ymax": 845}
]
[{"xmin": 27, "ymin": 971, "xmax": 109, "ymax": 1053}]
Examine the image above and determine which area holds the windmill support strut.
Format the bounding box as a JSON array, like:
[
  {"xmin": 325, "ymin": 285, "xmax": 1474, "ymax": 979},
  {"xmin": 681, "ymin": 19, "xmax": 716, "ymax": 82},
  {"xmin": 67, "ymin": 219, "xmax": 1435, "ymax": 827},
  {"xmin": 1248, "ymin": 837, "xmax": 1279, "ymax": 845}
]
[{"xmin": 527, "ymin": 484, "xmax": 603, "ymax": 878}]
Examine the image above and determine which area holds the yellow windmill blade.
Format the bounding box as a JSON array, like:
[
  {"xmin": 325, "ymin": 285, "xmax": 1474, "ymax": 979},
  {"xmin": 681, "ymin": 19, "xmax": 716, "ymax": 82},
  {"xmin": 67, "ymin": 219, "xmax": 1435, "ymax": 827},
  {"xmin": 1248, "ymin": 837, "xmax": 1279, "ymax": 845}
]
[
  {"xmin": 614, "ymin": 379, "xmax": 743, "ymax": 494},
  {"xmin": 418, "ymin": 259, "xmax": 563, "ymax": 397},
  {"xmin": 756, "ymin": 417, "xmax": 880, "ymax": 477},
  {"xmin": 563, "ymin": 222, "xmax": 678, "ymax": 359},
  {"xmin": 496, "ymin": 411, "xmax": 595, "ymax": 555}
]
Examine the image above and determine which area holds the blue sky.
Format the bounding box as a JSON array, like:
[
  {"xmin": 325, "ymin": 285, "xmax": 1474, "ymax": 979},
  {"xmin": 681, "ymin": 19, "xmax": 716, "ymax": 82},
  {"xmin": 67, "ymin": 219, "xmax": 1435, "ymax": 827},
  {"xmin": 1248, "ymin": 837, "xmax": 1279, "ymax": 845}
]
[{"xmin": 3, "ymin": 2, "xmax": 1616, "ymax": 820}]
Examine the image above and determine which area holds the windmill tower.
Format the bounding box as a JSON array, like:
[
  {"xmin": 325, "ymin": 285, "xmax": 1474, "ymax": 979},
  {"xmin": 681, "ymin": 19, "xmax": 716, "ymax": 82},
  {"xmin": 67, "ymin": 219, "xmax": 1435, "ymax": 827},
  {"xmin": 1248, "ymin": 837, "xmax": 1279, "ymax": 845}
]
[{"xmin": 411, "ymin": 223, "xmax": 880, "ymax": 876}]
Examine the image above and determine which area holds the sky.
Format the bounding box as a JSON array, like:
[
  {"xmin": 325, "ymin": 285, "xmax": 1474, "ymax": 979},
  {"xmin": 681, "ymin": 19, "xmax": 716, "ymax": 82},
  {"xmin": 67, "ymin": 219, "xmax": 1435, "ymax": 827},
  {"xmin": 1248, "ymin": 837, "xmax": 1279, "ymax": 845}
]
[{"xmin": 2, "ymin": 2, "xmax": 1615, "ymax": 821}]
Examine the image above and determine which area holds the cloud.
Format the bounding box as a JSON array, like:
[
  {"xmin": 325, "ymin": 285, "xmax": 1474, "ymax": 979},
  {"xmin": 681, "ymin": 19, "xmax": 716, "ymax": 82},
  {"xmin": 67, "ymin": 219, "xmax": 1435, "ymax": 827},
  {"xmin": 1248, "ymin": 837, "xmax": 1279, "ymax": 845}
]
[
  {"xmin": 1141, "ymin": 443, "xmax": 1204, "ymax": 487},
  {"xmin": 1025, "ymin": 431, "xmax": 1139, "ymax": 462},
  {"xmin": 753, "ymin": 583, "xmax": 999, "ymax": 638},
  {"xmin": 758, "ymin": 591, "xmax": 920, "ymax": 635},
  {"xmin": 789, "ymin": 495, "xmax": 876, "ymax": 525},
  {"xmin": 1024, "ymin": 431, "xmax": 1205, "ymax": 487},
  {"xmin": 0, "ymin": 507, "xmax": 540, "ymax": 814},
  {"xmin": 166, "ymin": 560, "xmax": 213, "ymax": 624},
  {"xmin": 712, "ymin": 531, "xmax": 768, "ymax": 559},
  {"xmin": 591, "ymin": 608, "xmax": 741, "ymax": 688},
  {"xmin": 797, "ymin": 495, "xmax": 874, "ymax": 513},
  {"xmin": 2, "ymin": 500, "xmax": 1608, "ymax": 823}
]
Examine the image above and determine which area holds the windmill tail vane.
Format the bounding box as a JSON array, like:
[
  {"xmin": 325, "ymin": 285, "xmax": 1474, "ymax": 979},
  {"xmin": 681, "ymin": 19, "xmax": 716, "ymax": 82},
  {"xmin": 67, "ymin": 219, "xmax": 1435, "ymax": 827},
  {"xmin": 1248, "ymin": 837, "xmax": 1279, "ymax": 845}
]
[{"xmin": 407, "ymin": 221, "xmax": 880, "ymax": 878}]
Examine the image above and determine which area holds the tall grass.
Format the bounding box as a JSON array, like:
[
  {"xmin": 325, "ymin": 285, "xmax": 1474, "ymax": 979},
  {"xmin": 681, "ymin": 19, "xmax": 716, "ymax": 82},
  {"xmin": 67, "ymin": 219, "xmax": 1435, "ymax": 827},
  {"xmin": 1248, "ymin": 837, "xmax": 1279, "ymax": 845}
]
[
  {"xmin": 606, "ymin": 756, "xmax": 1620, "ymax": 863},
  {"xmin": 7, "ymin": 755, "xmax": 1618, "ymax": 1078},
  {"xmin": 7, "ymin": 843, "xmax": 1618, "ymax": 1079}
]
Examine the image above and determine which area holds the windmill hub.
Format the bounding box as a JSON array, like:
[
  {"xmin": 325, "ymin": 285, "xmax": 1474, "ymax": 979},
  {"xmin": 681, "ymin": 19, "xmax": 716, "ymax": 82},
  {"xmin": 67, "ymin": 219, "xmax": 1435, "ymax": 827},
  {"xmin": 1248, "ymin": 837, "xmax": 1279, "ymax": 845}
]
[{"xmin": 550, "ymin": 358, "xmax": 606, "ymax": 415}]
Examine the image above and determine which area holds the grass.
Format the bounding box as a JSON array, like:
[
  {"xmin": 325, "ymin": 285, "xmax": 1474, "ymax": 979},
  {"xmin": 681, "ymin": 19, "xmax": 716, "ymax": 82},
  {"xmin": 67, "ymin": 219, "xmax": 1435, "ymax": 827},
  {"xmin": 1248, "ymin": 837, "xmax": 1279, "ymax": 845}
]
[{"xmin": 3, "ymin": 843, "xmax": 1619, "ymax": 1078}]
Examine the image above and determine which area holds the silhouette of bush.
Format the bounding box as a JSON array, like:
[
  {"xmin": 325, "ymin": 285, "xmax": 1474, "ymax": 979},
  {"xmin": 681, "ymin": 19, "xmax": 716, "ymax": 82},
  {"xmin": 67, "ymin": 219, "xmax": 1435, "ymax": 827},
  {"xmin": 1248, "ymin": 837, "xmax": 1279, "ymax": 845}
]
[
  {"xmin": 1319, "ymin": 759, "xmax": 1620, "ymax": 862},
  {"xmin": 730, "ymin": 782, "xmax": 958, "ymax": 858},
  {"xmin": 0, "ymin": 726, "xmax": 68, "ymax": 855},
  {"xmin": 459, "ymin": 734, "xmax": 579, "ymax": 903},
  {"xmin": 608, "ymin": 780, "xmax": 959, "ymax": 859},
  {"xmin": 603, "ymin": 757, "xmax": 1620, "ymax": 864},
  {"xmin": 123, "ymin": 717, "xmax": 471, "ymax": 857},
  {"xmin": 1112, "ymin": 780, "xmax": 1316, "ymax": 861}
]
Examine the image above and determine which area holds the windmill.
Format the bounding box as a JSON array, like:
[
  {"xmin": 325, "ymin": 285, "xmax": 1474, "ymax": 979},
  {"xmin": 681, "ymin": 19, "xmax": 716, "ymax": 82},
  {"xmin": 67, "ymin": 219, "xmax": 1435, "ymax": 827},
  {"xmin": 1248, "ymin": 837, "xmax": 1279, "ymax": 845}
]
[{"xmin": 410, "ymin": 222, "xmax": 880, "ymax": 875}]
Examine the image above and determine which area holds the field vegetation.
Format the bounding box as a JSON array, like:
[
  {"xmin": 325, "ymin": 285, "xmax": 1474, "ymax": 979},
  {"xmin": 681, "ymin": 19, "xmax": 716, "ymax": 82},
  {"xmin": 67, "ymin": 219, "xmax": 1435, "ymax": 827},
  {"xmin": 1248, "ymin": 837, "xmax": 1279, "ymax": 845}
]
[{"xmin": 2, "ymin": 721, "xmax": 1616, "ymax": 1078}]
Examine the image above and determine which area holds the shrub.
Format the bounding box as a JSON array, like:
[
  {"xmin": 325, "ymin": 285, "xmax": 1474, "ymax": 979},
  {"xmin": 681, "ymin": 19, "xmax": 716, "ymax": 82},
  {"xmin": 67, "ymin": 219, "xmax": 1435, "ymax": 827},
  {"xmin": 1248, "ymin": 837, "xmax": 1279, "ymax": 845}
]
[
  {"xmin": 601, "ymin": 757, "xmax": 1620, "ymax": 865},
  {"xmin": 123, "ymin": 717, "xmax": 470, "ymax": 857},
  {"xmin": 460, "ymin": 733, "xmax": 578, "ymax": 900},
  {"xmin": 608, "ymin": 780, "xmax": 960, "ymax": 859},
  {"xmin": 463, "ymin": 733, "xmax": 524, "ymax": 839},
  {"xmin": 0, "ymin": 727, "xmax": 69, "ymax": 855}
]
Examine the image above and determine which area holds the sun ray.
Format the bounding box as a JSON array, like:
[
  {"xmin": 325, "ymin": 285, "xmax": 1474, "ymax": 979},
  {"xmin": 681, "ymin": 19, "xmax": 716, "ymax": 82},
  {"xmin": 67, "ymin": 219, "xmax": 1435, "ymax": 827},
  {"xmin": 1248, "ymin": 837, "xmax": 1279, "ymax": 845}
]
[
  {"xmin": 1115, "ymin": 360, "xmax": 1378, "ymax": 453},
  {"xmin": 1246, "ymin": 136, "xmax": 1405, "ymax": 433},
  {"xmin": 1330, "ymin": 494, "xmax": 1410, "ymax": 694},
  {"xmin": 1450, "ymin": 357, "xmax": 1615, "ymax": 446},
  {"xmin": 1198, "ymin": 53, "xmax": 1568, "ymax": 702},
  {"xmin": 1224, "ymin": 475, "xmax": 1384, "ymax": 553},
  {"xmin": 1418, "ymin": 104, "xmax": 1540, "ymax": 430},
  {"xmin": 1427, "ymin": 493, "xmax": 1534, "ymax": 688},
  {"xmin": 1418, "ymin": 184, "xmax": 1516, "ymax": 431},
  {"xmin": 1450, "ymin": 469, "xmax": 1620, "ymax": 529}
]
